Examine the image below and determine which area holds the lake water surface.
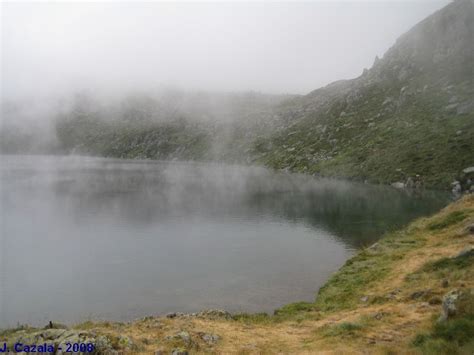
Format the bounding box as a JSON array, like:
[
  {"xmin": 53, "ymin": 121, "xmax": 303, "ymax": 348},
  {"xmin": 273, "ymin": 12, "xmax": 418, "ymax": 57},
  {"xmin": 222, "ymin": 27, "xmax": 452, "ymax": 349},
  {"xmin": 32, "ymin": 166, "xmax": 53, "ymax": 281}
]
[{"xmin": 0, "ymin": 155, "xmax": 449, "ymax": 327}]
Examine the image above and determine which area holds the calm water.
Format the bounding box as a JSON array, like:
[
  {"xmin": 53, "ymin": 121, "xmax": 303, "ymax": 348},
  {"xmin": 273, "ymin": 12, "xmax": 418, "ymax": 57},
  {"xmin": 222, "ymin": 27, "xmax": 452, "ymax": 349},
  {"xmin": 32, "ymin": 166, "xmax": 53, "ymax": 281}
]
[{"xmin": 0, "ymin": 155, "xmax": 449, "ymax": 327}]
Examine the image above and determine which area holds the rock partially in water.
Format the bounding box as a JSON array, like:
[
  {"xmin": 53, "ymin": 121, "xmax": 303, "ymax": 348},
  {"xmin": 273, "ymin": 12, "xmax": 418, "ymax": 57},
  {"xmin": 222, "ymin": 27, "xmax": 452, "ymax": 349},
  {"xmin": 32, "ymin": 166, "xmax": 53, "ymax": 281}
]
[
  {"xmin": 463, "ymin": 166, "xmax": 474, "ymax": 175},
  {"xmin": 451, "ymin": 181, "xmax": 462, "ymax": 194},
  {"xmin": 391, "ymin": 182, "xmax": 405, "ymax": 189}
]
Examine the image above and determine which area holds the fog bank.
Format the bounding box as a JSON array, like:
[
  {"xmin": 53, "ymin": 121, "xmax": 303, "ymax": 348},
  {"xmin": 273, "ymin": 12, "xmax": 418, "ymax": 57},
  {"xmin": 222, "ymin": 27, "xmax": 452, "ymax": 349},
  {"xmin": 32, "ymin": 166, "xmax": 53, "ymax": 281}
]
[{"xmin": 2, "ymin": 1, "xmax": 449, "ymax": 100}]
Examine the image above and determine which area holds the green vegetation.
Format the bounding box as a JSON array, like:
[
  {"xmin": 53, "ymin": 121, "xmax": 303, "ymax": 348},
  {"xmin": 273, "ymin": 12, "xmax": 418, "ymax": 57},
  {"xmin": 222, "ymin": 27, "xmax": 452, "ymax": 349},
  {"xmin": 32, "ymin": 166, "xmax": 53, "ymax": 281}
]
[
  {"xmin": 254, "ymin": 78, "xmax": 474, "ymax": 189},
  {"xmin": 413, "ymin": 313, "xmax": 474, "ymax": 354},
  {"xmin": 428, "ymin": 210, "xmax": 470, "ymax": 230},
  {"xmin": 314, "ymin": 229, "xmax": 426, "ymax": 312},
  {"xmin": 421, "ymin": 252, "xmax": 474, "ymax": 273}
]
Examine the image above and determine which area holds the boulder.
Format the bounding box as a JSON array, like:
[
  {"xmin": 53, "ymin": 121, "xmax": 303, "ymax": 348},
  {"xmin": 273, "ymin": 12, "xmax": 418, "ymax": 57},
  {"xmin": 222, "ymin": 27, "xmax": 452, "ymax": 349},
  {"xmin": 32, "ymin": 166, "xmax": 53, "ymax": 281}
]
[
  {"xmin": 391, "ymin": 181, "xmax": 405, "ymax": 189},
  {"xmin": 463, "ymin": 166, "xmax": 474, "ymax": 174},
  {"xmin": 451, "ymin": 181, "xmax": 462, "ymax": 194},
  {"xmin": 196, "ymin": 309, "xmax": 232, "ymax": 320},
  {"xmin": 177, "ymin": 331, "xmax": 191, "ymax": 346},
  {"xmin": 439, "ymin": 290, "xmax": 460, "ymax": 322},
  {"xmin": 438, "ymin": 288, "xmax": 474, "ymax": 322},
  {"xmin": 199, "ymin": 332, "xmax": 221, "ymax": 345}
]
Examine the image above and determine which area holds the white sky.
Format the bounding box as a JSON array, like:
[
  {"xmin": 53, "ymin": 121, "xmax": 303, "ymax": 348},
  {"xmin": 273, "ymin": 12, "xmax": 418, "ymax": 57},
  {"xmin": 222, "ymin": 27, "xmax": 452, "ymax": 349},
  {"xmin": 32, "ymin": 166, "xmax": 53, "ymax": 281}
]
[{"xmin": 1, "ymin": 0, "xmax": 450, "ymax": 99}]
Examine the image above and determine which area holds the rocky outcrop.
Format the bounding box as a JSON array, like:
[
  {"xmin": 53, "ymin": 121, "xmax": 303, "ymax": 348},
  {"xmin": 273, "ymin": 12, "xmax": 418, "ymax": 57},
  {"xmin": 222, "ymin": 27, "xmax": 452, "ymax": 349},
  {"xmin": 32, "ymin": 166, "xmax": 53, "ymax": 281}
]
[
  {"xmin": 438, "ymin": 288, "xmax": 474, "ymax": 322},
  {"xmin": 166, "ymin": 309, "xmax": 232, "ymax": 320}
]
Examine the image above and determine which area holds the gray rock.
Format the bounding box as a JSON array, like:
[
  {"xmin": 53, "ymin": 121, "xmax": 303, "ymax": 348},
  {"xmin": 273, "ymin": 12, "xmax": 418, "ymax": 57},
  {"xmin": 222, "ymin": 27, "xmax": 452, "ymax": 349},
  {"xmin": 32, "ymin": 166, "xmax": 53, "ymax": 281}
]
[
  {"xmin": 360, "ymin": 296, "xmax": 369, "ymax": 303},
  {"xmin": 438, "ymin": 289, "xmax": 474, "ymax": 322},
  {"xmin": 391, "ymin": 182, "xmax": 405, "ymax": 189},
  {"xmin": 463, "ymin": 166, "xmax": 474, "ymax": 174},
  {"xmin": 196, "ymin": 309, "xmax": 232, "ymax": 320},
  {"xmin": 439, "ymin": 290, "xmax": 459, "ymax": 322},
  {"xmin": 373, "ymin": 312, "xmax": 386, "ymax": 320},
  {"xmin": 386, "ymin": 289, "xmax": 401, "ymax": 300},
  {"xmin": 177, "ymin": 331, "xmax": 191, "ymax": 346},
  {"xmin": 199, "ymin": 333, "xmax": 221, "ymax": 345},
  {"xmin": 452, "ymin": 181, "xmax": 462, "ymax": 194},
  {"xmin": 171, "ymin": 349, "xmax": 189, "ymax": 355},
  {"xmin": 94, "ymin": 335, "xmax": 113, "ymax": 352}
]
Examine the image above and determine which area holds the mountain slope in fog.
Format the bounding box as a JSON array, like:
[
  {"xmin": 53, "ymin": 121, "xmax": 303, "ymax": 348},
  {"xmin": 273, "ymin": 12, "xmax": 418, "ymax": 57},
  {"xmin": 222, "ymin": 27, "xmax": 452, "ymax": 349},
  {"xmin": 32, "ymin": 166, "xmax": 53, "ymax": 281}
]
[
  {"xmin": 52, "ymin": 90, "xmax": 294, "ymax": 162},
  {"xmin": 4, "ymin": 0, "xmax": 473, "ymax": 189},
  {"xmin": 254, "ymin": 0, "xmax": 474, "ymax": 189}
]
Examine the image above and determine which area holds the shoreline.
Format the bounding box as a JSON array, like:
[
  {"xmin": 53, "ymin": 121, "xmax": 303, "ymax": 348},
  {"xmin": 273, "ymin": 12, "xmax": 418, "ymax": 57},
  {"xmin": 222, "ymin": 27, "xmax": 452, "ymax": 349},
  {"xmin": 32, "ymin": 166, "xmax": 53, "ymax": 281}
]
[{"xmin": 2, "ymin": 195, "xmax": 473, "ymax": 354}]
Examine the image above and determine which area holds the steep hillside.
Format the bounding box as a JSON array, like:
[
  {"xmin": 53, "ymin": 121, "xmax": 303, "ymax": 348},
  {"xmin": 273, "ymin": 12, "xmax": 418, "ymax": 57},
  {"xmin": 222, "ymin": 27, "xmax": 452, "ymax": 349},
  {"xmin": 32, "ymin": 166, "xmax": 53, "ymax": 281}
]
[{"xmin": 253, "ymin": 0, "xmax": 474, "ymax": 189}]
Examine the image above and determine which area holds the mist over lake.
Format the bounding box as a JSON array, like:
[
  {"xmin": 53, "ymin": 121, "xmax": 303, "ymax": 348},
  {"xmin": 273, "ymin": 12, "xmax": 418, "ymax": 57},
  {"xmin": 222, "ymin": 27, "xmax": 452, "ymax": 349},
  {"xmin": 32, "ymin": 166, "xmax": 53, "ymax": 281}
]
[{"xmin": 0, "ymin": 155, "xmax": 449, "ymax": 327}]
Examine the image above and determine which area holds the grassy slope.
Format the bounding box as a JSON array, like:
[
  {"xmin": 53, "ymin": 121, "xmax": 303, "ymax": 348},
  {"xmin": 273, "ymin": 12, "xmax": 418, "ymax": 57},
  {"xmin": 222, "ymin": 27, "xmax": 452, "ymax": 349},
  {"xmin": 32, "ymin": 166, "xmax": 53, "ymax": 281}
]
[
  {"xmin": 3, "ymin": 195, "xmax": 473, "ymax": 354},
  {"xmin": 252, "ymin": 0, "xmax": 474, "ymax": 190},
  {"xmin": 253, "ymin": 75, "xmax": 474, "ymax": 189}
]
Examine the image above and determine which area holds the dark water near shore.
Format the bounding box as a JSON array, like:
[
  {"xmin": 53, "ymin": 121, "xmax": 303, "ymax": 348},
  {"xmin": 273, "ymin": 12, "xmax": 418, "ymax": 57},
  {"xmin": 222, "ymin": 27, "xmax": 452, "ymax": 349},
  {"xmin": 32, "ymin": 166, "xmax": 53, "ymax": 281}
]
[{"xmin": 0, "ymin": 155, "xmax": 449, "ymax": 327}]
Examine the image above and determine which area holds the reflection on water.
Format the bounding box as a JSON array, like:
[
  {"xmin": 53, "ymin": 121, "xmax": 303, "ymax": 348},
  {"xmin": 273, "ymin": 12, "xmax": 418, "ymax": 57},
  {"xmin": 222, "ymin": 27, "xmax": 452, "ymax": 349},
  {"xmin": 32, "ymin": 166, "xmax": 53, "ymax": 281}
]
[{"xmin": 0, "ymin": 155, "xmax": 449, "ymax": 327}]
